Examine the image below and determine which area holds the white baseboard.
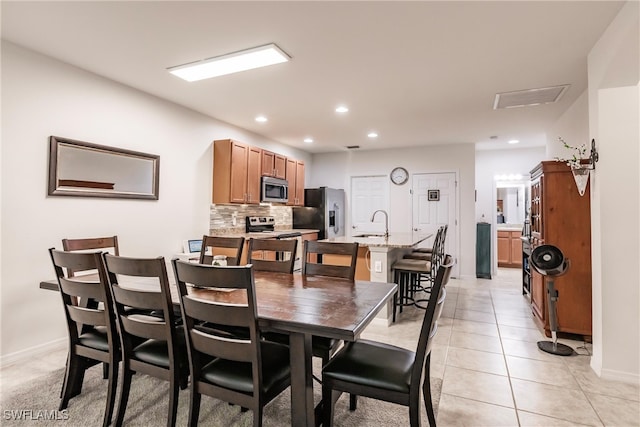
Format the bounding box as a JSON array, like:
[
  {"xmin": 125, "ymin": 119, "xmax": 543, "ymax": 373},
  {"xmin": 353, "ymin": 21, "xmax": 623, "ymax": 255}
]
[
  {"xmin": 600, "ymin": 367, "xmax": 640, "ymax": 385},
  {"xmin": 0, "ymin": 338, "xmax": 66, "ymax": 368}
]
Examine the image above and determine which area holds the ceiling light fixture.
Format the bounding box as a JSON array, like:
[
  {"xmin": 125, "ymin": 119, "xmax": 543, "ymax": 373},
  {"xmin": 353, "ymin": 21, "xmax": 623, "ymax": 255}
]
[
  {"xmin": 303, "ymin": 138, "xmax": 313, "ymax": 144},
  {"xmin": 367, "ymin": 132, "xmax": 378, "ymax": 138},
  {"xmin": 168, "ymin": 43, "xmax": 290, "ymax": 82},
  {"xmin": 255, "ymin": 115, "xmax": 268, "ymax": 123},
  {"xmin": 335, "ymin": 106, "xmax": 349, "ymax": 113},
  {"xmin": 508, "ymin": 139, "xmax": 520, "ymax": 144}
]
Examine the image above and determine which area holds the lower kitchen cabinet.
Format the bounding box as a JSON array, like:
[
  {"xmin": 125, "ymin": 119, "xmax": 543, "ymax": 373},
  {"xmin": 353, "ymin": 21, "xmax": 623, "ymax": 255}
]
[{"xmin": 497, "ymin": 229, "xmax": 522, "ymax": 267}]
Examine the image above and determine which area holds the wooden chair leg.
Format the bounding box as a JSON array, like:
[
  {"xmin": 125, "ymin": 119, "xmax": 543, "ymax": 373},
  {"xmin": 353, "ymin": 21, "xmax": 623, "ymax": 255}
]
[
  {"xmin": 102, "ymin": 360, "xmax": 118, "ymax": 427},
  {"xmin": 167, "ymin": 378, "xmax": 179, "ymax": 427},
  {"xmin": 349, "ymin": 394, "xmax": 358, "ymax": 411},
  {"xmin": 114, "ymin": 369, "xmax": 133, "ymax": 427},
  {"xmin": 321, "ymin": 384, "xmax": 337, "ymax": 427},
  {"xmin": 59, "ymin": 355, "xmax": 83, "ymax": 410},
  {"xmin": 188, "ymin": 385, "xmax": 201, "ymax": 427},
  {"xmin": 253, "ymin": 406, "xmax": 263, "ymax": 427},
  {"xmin": 423, "ymin": 354, "xmax": 436, "ymax": 427}
]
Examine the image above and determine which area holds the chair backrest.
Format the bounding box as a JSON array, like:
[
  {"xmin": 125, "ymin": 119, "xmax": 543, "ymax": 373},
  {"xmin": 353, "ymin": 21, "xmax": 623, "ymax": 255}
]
[
  {"xmin": 199, "ymin": 235, "xmax": 245, "ymax": 266},
  {"xmin": 48, "ymin": 248, "xmax": 118, "ymax": 349},
  {"xmin": 247, "ymin": 238, "xmax": 297, "ymax": 274},
  {"xmin": 62, "ymin": 236, "xmax": 119, "ymax": 277},
  {"xmin": 301, "ymin": 240, "xmax": 359, "ymax": 280},
  {"xmin": 411, "ymin": 255, "xmax": 454, "ymax": 391},
  {"xmin": 424, "ymin": 226, "xmax": 446, "ymax": 274},
  {"xmin": 171, "ymin": 261, "xmax": 263, "ymax": 393},
  {"xmin": 102, "ymin": 254, "xmax": 179, "ymax": 362}
]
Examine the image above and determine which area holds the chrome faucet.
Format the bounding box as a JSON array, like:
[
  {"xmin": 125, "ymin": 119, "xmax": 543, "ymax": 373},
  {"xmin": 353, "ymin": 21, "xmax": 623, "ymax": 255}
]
[{"xmin": 370, "ymin": 209, "xmax": 390, "ymax": 239}]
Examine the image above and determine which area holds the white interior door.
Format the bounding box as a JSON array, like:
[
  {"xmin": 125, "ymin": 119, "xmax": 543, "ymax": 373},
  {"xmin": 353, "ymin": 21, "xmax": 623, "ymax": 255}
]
[
  {"xmin": 351, "ymin": 175, "xmax": 389, "ymax": 234},
  {"xmin": 412, "ymin": 172, "xmax": 458, "ymax": 275}
]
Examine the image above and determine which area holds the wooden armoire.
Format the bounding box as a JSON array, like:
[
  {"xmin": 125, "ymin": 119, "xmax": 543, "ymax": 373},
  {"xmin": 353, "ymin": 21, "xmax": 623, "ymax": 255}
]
[{"xmin": 529, "ymin": 161, "xmax": 592, "ymax": 338}]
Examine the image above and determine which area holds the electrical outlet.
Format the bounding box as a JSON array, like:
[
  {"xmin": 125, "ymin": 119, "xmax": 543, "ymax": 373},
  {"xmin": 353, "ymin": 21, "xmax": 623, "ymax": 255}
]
[
  {"xmin": 374, "ymin": 260, "xmax": 382, "ymax": 273},
  {"xmin": 231, "ymin": 212, "xmax": 237, "ymax": 226}
]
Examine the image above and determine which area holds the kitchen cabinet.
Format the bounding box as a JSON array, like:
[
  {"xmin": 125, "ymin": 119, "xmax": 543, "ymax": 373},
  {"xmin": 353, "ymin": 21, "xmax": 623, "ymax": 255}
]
[
  {"xmin": 286, "ymin": 159, "xmax": 305, "ymax": 206},
  {"xmin": 261, "ymin": 150, "xmax": 287, "ymax": 179},
  {"xmin": 497, "ymin": 230, "xmax": 522, "ymax": 267},
  {"xmin": 213, "ymin": 139, "xmax": 261, "ymax": 204},
  {"xmin": 529, "ymin": 161, "xmax": 592, "ymax": 338}
]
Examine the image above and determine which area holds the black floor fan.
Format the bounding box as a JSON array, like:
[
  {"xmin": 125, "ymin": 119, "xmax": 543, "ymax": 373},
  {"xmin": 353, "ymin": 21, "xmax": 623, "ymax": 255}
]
[{"xmin": 530, "ymin": 244, "xmax": 575, "ymax": 356}]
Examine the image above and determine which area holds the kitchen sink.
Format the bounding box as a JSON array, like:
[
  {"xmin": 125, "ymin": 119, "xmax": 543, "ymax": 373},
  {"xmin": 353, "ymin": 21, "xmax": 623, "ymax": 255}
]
[{"xmin": 353, "ymin": 233, "xmax": 387, "ymax": 238}]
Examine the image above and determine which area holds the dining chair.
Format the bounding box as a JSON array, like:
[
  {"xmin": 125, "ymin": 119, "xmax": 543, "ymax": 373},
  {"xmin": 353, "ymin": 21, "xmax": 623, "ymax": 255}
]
[
  {"xmin": 199, "ymin": 235, "xmax": 245, "ymax": 266},
  {"xmin": 246, "ymin": 238, "xmax": 299, "ymax": 346},
  {"xmin": 171, "ymin": 260, "xmax": 292, "ymax": 427},
  {"xmin": 301, "ymin": 240, "xmax": 358, "ymax": 280},
  {"xmin": 103, "ymin": 254, "xmax": 188, "ymax": 427},
  {"xmin": 62, "ymin": 236, "xmax": 120, "ymax": 276},
  {"xmin": 322, "ymin": 255, "xmax": 455, "ymax": 427},
  {"xmin": 247, "ymin": 238, "xmax": 298, "ymax": 274},
  {"xmin": 301, "ymin": 240, "xmax": 359, "ymax": 372},
  {"xmin": 48, "ymin": 248, "xmax": 119, "ymax": 427}
]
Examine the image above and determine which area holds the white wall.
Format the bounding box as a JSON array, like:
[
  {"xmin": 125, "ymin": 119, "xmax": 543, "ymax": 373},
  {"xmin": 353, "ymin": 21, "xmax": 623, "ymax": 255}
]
[
  {"xmin": 475, "ymin": 147, "xmax": 546, "ymax": 275},
  {"xmin": 546, "ymin": 90, "xmax": 590, "ymax": 160},
  {"xmin": 310, "ymin": 144, "xmax": 476, "ymax": 278},
  {"xmin": 0, "ymin": 41, "xmax": 310, "ymax": 360},
  {"xmin": 586, "ymin": 1, "xmax": 639, "ymax": 382}
]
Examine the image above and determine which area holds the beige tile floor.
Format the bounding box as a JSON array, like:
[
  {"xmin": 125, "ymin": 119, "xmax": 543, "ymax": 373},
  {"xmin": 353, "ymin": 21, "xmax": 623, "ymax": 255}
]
[
  {"xmin": 361, "ymin": 268, "xmax": 639, "ymax": 427},
  {"xmin": 1, "ymin": 268, "xmax": 638, "ymax": 426}
]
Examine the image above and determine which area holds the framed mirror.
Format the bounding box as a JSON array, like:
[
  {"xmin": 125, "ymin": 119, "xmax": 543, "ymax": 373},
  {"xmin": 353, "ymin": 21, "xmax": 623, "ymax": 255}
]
[{"xmin": 48, "ymin": 136, "xmax": 160, "ymax": 200}]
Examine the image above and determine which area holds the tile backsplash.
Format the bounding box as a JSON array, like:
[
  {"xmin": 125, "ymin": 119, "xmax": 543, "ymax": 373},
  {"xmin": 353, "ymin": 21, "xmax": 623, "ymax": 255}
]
[{"xmin": 209, "ymin": 204, "xmax": 293, "ymax": 235}]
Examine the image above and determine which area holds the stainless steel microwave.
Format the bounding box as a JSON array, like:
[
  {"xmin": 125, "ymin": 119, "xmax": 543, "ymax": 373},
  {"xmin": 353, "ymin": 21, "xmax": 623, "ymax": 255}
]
[{"xmin": 261, "ymin": 176, "xmax": 288, "ymax": 203}]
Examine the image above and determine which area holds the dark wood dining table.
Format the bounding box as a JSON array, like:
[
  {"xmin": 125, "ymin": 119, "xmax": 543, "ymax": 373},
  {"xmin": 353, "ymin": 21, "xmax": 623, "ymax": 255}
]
[{"xmin": 40, "ymin": 269, "xmax": 397, "ymax": 426}]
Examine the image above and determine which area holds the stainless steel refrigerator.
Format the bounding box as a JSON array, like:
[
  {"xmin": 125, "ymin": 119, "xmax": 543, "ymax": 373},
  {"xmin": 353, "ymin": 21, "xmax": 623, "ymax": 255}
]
[{"xmin": 292, "ymin": 187, "xmax": 345, "ymax": 240}]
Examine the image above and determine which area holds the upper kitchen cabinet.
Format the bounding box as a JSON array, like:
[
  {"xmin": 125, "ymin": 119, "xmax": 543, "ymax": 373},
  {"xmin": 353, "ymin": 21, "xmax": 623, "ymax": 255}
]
[
  {"xmin": 213, "ymin": 139, "xmax": 261, "ymax": 204},
  {"xmin": 529, "ymin": 161, "xmax": 592, "ymax": 338},
  {"xmin": 286, "ymin": 158, "xmax": 305, "ymax": 206},
  {"xmin": 261, "ymin": 150, "xmax": 286, "ymax": 179}
]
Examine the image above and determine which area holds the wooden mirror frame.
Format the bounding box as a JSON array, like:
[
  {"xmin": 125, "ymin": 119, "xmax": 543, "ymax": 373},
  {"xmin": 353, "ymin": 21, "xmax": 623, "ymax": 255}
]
[{"xmin": 48, "ymin": 136, "xmax": 160, "ymax": 200}]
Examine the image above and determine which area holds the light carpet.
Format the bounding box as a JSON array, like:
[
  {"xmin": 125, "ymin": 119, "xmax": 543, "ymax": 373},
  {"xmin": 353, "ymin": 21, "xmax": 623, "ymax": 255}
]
[{"xmin": 1, "ymin": 365, "xmax": 441, "ymax": 426}]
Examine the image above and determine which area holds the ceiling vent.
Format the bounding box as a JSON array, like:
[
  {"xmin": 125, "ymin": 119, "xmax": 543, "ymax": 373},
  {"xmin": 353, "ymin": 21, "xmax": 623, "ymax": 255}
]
[
  {"xmin": 346, "ymin": 145, "xmax": 360, "ymax": 149},
  {"xmin": 493, "ymin": 84, "xmax": 570, "ymax": 109}
]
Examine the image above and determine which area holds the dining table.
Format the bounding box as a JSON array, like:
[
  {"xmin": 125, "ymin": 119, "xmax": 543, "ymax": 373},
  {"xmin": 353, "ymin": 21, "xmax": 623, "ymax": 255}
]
[{"xmin": 40, "ymin": 268, "xmax": 397, "ymax": 427}]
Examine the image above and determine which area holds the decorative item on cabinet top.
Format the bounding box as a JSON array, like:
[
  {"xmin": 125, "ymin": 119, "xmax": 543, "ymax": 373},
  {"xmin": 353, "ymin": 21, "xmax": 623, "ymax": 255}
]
[{"xmin": 554, "ymin": 137, "xmax": 599, "ymax": 196}]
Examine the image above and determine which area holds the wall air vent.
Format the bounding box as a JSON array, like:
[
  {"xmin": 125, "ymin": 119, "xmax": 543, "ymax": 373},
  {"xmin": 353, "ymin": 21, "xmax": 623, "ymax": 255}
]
[
  {"xmin": 346, "ymin": 145, "xmax": 360, "ymax": 149},
  {"xmin": 493, "ymin": 84, "xmax": 570, "ymax": 109}
]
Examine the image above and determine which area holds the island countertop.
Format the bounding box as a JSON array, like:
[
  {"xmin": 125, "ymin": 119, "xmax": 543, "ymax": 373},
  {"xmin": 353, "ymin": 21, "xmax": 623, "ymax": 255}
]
[{"xmin": 320, "ymin": 232, "xmax": 432, "ymax": 248}]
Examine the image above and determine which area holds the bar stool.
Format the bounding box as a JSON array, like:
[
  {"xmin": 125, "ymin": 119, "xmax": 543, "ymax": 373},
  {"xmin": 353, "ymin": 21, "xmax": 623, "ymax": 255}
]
[{"xmin": 391, "ymin": 258, "xmax": 433, "ymax": 322}]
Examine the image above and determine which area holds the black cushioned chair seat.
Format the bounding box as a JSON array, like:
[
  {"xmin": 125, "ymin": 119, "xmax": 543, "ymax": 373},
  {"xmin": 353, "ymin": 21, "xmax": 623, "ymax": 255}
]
[
  {"xmin": 78, "ymin": 327, "xmax": 109, "ymax": 352},
  {"xmin": 262, "ymin": 331, "xmax": 289, "ymax": 346},
  {"xmin": 201, "ymin": 342, "xmax": 290, "ymax": 395},
  {"xmin": 132, "ymin": 339, "xmax": 172, "ymax": 368},
  {"xmin": 313, "ymin": 336, "xmax": 338, "ymax": 353},
  {"xmin": 323, "ymin": 340, "xmax": 414, "ymax": 393},
  {"xmin": 132, "ymin": 328, "xmax": 186, "ymax": 368}
]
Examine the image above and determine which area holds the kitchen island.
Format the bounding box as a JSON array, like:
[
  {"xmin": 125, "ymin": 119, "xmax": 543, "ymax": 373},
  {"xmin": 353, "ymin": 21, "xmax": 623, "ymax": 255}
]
[{"xmin": 322, "ymin": 232, "xmax": 432, "ymax": 324}]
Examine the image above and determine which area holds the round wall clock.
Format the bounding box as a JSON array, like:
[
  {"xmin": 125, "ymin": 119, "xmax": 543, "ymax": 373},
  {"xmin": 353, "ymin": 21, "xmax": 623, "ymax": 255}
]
[{"xmin": 390, "ymin": 167, "xmax": 409, "ymax": 185}]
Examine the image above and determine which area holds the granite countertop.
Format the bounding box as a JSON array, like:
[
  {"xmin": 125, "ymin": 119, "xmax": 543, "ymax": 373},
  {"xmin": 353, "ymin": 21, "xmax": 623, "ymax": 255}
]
[
  {"xmin": 321, "ymin": 232, "xmax": 432, "ymax": 248},
  {"xmin": 497, "ymin": 226, "xmax": 524, "ymax": 232},
  {"xmin": 211, "ymin": 229, "xmax": 319, "ymax": 239}
]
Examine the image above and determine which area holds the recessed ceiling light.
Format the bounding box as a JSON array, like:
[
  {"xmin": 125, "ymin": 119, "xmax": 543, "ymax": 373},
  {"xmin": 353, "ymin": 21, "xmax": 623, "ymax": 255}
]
[
  {"xmin": 335, "ymin": 106, "xmax": 349, "ymax": 113},
  {"xmin": 367, "ymin": 132, "xmax": 378, "ymax": 138},
  {"xmin": 255, "ymin": 115, "xmax": 268, "ymax": 123},
  {"xmin": 508, "ymin": 139, "xmax": 520, "ymax": 144},
  {"xmin": 168, "ymin": 43, "xmax": 290, "ymax": 82},
  {"xmin": 303, "ymin": 138, "xmax": 313, "ymax": 143}
]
